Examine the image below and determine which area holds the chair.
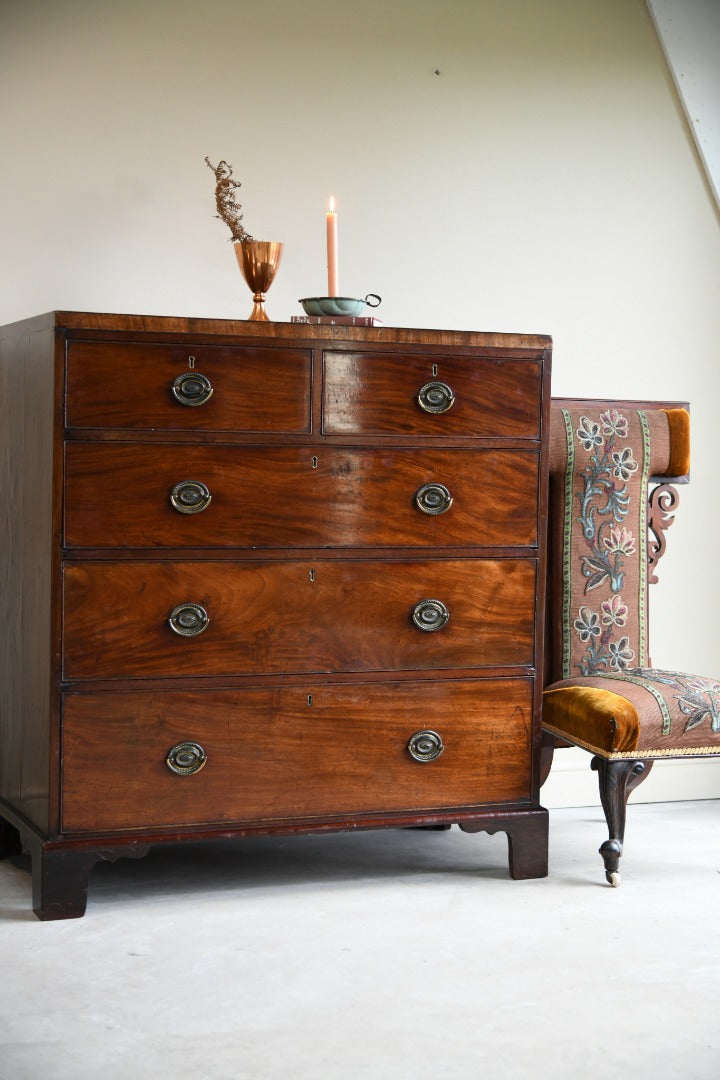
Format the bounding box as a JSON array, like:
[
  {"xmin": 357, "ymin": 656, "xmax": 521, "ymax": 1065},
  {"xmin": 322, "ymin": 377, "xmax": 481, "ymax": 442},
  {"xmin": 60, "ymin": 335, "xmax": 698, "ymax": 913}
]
[{"xmin": 540, "ymin": 399, "xmax": 720, "ymax": 885}]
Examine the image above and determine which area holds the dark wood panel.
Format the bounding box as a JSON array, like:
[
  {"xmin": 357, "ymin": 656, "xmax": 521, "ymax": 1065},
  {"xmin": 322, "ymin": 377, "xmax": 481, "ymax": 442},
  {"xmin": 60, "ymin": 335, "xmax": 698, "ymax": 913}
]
[
  {"xmin": 323, "ymin": 353, "xmax": 542, "ymax": 437},
  {"xmin": 0, "ymin": 323, "xmax": 57, "ymax": 833},
  {"xmin": 65, "ymin": 341, "xmax": 312, "ymax": 432},
  {"xmin": 64, "ymin": 444, "xmax": 539, "ymax": 549},
  {"xmin": 62, "ymin": 558, "xmax": 536, "ymax": 679},
  {"xmin": 61, "ymin": 679, "xmax": 533, "ymax": 831}
]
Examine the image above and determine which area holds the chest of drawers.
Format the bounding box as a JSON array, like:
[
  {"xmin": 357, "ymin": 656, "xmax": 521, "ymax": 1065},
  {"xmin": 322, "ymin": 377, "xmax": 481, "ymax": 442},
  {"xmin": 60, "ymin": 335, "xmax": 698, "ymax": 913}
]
[{"xmin": 0, "ymin": 311, "xmax": 552, "ymax": 919}]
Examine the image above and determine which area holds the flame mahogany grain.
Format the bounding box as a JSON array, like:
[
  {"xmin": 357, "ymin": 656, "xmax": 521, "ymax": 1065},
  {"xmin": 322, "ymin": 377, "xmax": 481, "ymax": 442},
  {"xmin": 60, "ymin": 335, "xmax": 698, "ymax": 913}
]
[{"xmin": 0, "ymin": 312, "xmax": 551, "ymax": 918}]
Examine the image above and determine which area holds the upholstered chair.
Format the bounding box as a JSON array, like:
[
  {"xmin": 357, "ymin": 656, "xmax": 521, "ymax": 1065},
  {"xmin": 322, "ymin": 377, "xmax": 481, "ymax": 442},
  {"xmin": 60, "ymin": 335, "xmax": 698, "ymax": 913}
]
[{"xmin": 541, "ymin": 399, "xmax": 720, "ymax": 885}]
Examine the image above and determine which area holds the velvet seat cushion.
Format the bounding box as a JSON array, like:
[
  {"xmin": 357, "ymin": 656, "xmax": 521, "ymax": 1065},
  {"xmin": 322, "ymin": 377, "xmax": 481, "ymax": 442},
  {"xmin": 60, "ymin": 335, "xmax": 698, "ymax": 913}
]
[{"xmin": 543, "ymin": 669, "xmax": 720, "ymax": 758}]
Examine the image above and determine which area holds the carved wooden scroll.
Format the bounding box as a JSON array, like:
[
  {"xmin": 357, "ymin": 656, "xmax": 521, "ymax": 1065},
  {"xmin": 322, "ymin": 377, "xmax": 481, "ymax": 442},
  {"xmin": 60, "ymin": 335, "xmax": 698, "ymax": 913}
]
[{"xmin": 648, "ymin": 483, "xmax": 680, "ymax": 584}]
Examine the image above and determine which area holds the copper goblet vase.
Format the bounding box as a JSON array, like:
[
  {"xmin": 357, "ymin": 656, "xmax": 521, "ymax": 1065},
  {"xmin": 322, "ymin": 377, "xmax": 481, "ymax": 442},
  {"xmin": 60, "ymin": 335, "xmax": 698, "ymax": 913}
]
[{"xmin": 234, "ymin": 240, "xmax": 283, "ymax": 321}]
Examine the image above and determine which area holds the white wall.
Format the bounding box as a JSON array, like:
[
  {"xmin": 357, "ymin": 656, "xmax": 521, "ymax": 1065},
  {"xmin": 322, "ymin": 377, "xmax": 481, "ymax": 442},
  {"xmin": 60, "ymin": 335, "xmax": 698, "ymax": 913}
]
[{"xmin": 2, "ymin": 0, "xmax": 718, "ymax": 805}]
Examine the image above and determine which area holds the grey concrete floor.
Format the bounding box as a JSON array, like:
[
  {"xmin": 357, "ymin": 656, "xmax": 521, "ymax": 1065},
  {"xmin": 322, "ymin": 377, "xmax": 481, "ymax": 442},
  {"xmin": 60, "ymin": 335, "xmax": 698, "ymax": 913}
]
[{"xmin": 1, "ymin": 800, "xmax": 718, "ymax": 1080}]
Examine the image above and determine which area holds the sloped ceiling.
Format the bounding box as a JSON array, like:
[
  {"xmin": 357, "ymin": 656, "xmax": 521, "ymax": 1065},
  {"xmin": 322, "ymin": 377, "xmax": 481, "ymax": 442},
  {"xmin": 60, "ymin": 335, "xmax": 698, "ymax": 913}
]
[{"xmin": 646, "ymin": 0, "xmax": 720, "ymax": 209}]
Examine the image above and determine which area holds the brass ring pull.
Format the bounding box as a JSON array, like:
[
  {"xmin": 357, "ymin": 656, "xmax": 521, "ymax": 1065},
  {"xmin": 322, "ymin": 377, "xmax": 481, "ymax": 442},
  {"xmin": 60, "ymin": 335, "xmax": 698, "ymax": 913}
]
[
  {"xmin": 170, "ymin": 480, "xmax": 212, "ymax": 515},
  {"xmin": 415, "ymin": 482, "xmax": 453, "ymax": 515},
  {"xmin": 407, "ymin": 730, "xmax": 445, "ymax": 763},
  {"xmin": 417, "ymin": 381, "xmax": 455, "ymax": 414},
  {"xmin": 411, "ymin": 599, "xmax": 450, "ymax": 632},
  {"xmin": 168, "ymin": 603, "xmax": 209, "ymax": 637},
  {"xmin": 171, "ymin": 371, "xmax": 214, "ymax": 407},
  {"xmin": 166, "ymin": 741, "xmax": 207, "ymax": 775}
]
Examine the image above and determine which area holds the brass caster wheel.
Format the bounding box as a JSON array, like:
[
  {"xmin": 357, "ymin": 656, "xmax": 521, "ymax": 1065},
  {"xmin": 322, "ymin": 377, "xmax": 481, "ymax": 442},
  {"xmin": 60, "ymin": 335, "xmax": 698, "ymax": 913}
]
[{"xmin": 606, "ymin": 870, "xmax": 621, "ymax": 888}]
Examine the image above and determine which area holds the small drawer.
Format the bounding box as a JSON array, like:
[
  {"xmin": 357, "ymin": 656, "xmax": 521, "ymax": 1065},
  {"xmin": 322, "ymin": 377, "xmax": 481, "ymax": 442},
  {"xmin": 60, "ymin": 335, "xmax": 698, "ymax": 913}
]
[
  {"xmin": 60, "ymin": 678, "xmax": 534, "ymax": 832},
  {"xmin": 65, "ymin": 340, "xmax": 311, "ymax": 432},
  {"xmin": 64, "ymin": 443, "xmax": 539, "ymax": 550},
  {"xmin": 323, "ymin": 352, "xmax": 542, "ymax": 437},
  {"xmin": 62, "ymin": 558, "xmax": 537, "ymax": 680}
]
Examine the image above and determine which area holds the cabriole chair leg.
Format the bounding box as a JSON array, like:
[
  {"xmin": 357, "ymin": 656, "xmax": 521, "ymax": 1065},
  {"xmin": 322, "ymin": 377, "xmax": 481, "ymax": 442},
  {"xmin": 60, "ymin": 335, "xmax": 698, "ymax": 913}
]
[{"xmin": 590, "ymin": 757, "xmax": 653, "ymax": 887}]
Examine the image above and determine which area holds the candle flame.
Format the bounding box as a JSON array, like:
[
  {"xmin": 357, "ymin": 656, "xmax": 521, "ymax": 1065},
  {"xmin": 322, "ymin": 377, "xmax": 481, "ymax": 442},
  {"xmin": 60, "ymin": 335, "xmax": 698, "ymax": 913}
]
[{"xmin": 329, "ymin": 195, "xmax": 335, "ymax": 213}]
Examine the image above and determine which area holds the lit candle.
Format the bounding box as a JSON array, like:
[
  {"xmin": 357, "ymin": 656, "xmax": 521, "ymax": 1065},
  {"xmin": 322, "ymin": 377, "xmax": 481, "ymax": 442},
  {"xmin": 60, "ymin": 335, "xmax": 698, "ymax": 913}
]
[{"xmin": 326, "ymin": 196, "xmax": 339, "ymax": 297}]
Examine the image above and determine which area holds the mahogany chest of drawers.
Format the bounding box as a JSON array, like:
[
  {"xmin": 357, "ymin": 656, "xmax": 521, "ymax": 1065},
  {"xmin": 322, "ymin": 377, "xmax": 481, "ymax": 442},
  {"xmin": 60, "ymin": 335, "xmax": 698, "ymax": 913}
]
[{"xmin": 0, "ymin": 311, "xmax": 552, "ymax": 919}]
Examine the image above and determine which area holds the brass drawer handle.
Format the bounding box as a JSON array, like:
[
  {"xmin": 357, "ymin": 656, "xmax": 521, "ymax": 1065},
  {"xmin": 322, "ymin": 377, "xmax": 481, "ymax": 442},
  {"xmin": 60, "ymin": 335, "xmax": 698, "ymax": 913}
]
[
  {"xmin": 407, "ymin": 729, "xmax": 445, "ymax": 763},
  {"xmin": 417, "ymin": 380, "xmax": 455, "ymax": 414},
  {"xmin": 168, "ymin": 602, "xmax": 209, "ymax": 637},
  {"xmin": 170, "ymin": 480, "xmax": 212, "ymax": 515},
  {"xmin": 166, "ymin": 741, "xmax": 207, "ymax": 776},
  {"xmin": 415, "ymin": 482, "xmax": 453, "ymax": 515},
  {"xmin": 171, "ymin": 371, "xmax": 214, "ymax": 407},
  {"xmin": 411, "ymin": 599, "xmax": 450, "ymax": 632}
]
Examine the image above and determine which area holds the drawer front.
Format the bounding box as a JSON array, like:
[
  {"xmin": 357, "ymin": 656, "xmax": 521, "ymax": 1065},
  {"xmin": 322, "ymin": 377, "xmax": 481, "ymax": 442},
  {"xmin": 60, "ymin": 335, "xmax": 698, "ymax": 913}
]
[
  {"xmin": 65, "ymin": 341, "xmax": 312, "ymax": 432},
  {"xmin": 62, "ymin": 559, "xmax": 536, "ymax": 679},
  {"xmin": 61, "ymin": 679, "xmax": 533, "ymax": 832},
  {"xmin": 323, "ymin": 352, "xmax": 542, "ymax": 437},
  {"xmin": 64, "ymin": 443, "xmax": 539, "ymax": 550}
]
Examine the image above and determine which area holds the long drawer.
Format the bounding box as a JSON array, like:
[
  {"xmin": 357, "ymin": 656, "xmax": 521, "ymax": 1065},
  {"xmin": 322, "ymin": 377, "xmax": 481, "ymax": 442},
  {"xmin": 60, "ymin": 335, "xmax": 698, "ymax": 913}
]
[
  {"xmin": 64, "ymin": 444, "xmax": 539, "ymax": 549},
  {"xmin": 60, "ymin": 678, "xmax": 534, "ymax": 832},
  {"xmin": 62, "ymin": 558, "xmax": 537, "ymax": 679},
  {"xmin": 65, "ymin": 341, "xmax": 312, "ymax": 432},
  {"xmin": 323, "ymin": 352, "xmax": 542, "ymax": 437}
]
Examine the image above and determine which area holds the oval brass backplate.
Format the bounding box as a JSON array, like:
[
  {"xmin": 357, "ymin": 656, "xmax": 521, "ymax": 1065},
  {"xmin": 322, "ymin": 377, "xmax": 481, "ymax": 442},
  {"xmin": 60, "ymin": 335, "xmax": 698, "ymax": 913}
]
[
  {"xmin": 166, "ymin": 741, "xmax": 207, "ymax": 775},
  {"xmin": 411, "ymin": 599, "xmax": 450, "ymax": 632},
  {"xmin": 415, "ymin": 482, "xmax": 453, "ymax": 516},
  {"xmin": 170, "ymin": 480, "xmax": 212, "ymax": 515},
  {"xmin": 171, "ymin": 371, "xmax": 214, "ymax": 407},
  {"xmin": 407, "ymin": 730, "xmax": 445, "ymax": 763},
  {"xmin": 168, "ymin": 603, "xmax": 209, "ymax": 637},
  {"xmin": 417, "ymin": 381, "xmax": 455, "ymax": 415}
]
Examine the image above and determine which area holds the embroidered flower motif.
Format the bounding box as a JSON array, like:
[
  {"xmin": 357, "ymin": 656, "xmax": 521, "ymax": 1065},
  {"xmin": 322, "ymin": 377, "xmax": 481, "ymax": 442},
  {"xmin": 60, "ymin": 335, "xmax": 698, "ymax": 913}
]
[
  {"xmin": 676, "ymin": 678, "xmax": 720, "ymax": 733},
  {"xmin": 574, "ymin": 606, "xmax": 600, "ymax": 643},
  {"xmin": 570, "ymin": 410, "xmax": 642, "ymax": 675},
  {"xmin": 576, "ymin": 416, "xmax": 603, "ymax": 451},
  {"xmin": 603, "ymin": 526, "xmax": 636, "ymax": 556},
  {"xmin": 601, "ymin": 594, "xmax": 628, "ymax": 627},
  {"xmin": 608, "ymin": 637, "xmax": 635, "ymax": 670},
  {"xmin": 624, "ymin": 669, "xmax": 720, "ymax": 735},
  {"xmin": 682, "ymin": 675, "xmax": 719, "ymax": 697},
  {"xmin": 600, "ymin": 409, "xmax": 629, "ymax": 439},
  {"xmin": 611, "ymin": 447, "xmax": 638, "ymax": 482}
]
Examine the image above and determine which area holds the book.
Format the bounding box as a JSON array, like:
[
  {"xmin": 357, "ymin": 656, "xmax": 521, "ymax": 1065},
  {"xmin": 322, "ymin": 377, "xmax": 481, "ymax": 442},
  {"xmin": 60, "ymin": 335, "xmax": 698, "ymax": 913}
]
[{"xmin": 290, "ymin": 315, "xmax": 384, "ymax": 326}]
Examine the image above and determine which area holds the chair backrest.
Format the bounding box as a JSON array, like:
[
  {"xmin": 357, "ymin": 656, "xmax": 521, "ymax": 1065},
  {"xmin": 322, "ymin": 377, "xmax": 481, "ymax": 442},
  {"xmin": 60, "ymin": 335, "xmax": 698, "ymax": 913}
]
[{"xmin": 546, "ymin": 399, "xmax": 690, "ymax": 685}]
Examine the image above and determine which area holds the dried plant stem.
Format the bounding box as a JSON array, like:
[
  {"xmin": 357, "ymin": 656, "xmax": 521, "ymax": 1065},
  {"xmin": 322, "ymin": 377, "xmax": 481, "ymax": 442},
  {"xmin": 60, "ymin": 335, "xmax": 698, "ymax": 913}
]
[{"xmin": 205, "ymin": 156, "xmax": 253, "ymax": 243}]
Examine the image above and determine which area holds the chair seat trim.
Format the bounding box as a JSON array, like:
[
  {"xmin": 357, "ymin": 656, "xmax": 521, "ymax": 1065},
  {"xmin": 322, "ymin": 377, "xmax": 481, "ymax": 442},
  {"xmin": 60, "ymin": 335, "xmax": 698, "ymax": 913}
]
[{"xmin": 542, "ymin": 721, "xmax": 720, "ymax": 761}]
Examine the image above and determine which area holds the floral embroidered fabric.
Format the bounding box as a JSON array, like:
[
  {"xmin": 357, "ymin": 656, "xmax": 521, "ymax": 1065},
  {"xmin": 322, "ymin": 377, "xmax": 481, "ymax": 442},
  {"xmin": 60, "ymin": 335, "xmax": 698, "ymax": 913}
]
[
  {"xmin": 560, "ymin": 407, "xmax": 650, "ymax": 679},
  {"xmin": 545, "ymin": 404, "xmax": 720, "ymax": 756},
  {"xmin": 598, "ymin": 669, "xmax": 720, "ymax": 737}
]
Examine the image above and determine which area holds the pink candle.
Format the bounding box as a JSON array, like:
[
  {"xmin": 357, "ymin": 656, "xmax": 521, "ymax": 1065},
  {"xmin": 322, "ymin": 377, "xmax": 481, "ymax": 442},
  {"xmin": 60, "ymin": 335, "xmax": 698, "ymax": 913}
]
[{"xmin": 326, "ymin": 196, "xmax": 339, "ymax": 296}]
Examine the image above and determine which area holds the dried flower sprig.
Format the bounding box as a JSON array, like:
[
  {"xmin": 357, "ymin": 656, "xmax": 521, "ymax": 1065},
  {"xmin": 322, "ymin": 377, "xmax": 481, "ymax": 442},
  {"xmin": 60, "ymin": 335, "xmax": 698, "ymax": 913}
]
[{"xmin": 205, "ymin": 156, "xmax": 253, "ymax": 242}]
